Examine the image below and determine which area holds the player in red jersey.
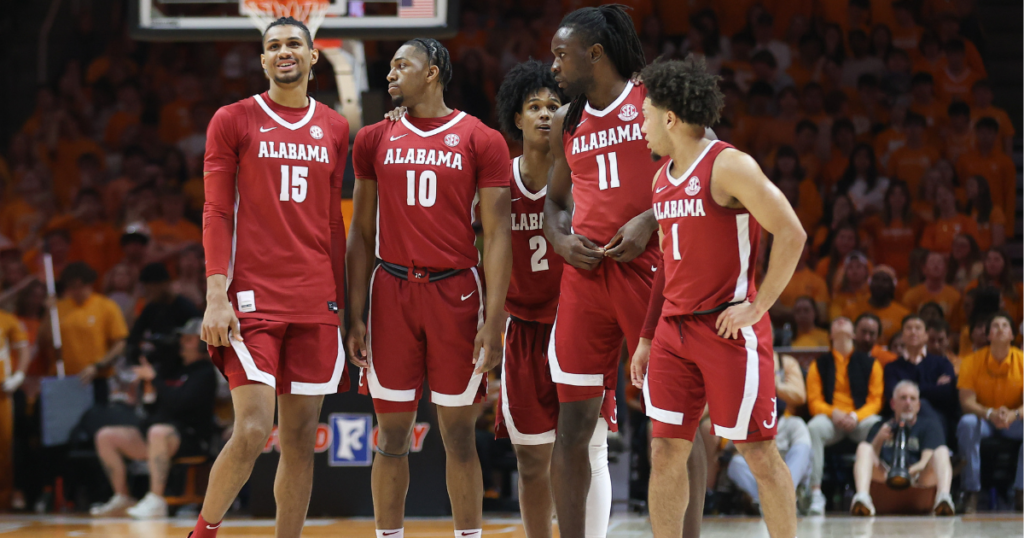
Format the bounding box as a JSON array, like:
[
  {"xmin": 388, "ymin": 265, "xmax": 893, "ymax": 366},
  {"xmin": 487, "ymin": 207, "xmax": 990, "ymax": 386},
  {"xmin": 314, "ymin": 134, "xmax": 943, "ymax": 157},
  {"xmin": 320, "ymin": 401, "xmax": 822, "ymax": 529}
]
[
  {"xmin": 195, "ymin": 17, "xmax": 349, "ymax": 538},
  {"xmin": 491, "ymin": 60, "xmax": 616, "ymax": 538},
  {"xmin": 631, "ymin": 58, "xmax": 805, "ymax": 538},
  {"xmin": 346, "ymin": 39, "xmax": 512, "ymax": 538},
  {"xmin": 545, "ymin": 7, "xmax": 705, "ymax": 538}
]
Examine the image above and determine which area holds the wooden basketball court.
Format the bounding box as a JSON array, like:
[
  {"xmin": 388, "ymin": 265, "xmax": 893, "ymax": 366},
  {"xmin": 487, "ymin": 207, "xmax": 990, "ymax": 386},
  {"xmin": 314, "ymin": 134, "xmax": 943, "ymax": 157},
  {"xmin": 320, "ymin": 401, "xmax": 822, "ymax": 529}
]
[{"xmin": 0, "ymin": 513, "xmax": 1020, "ymax": 538}]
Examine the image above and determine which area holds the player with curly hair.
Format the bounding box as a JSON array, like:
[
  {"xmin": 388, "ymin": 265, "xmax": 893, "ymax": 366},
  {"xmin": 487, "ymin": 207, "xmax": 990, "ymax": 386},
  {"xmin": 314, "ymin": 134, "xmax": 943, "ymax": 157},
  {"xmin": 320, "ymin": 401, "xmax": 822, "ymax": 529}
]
[{"xmin": 631, "ymin": 56, "xmax": 805, "ymax": 538}]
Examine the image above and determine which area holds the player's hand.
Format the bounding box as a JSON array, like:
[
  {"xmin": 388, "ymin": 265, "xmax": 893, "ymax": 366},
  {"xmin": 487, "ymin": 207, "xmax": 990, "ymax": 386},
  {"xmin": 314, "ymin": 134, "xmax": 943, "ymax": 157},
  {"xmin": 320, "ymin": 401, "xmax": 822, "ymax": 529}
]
[
  {"xmin": 2, "ymin": 371, "xmax": 25, "ymax": 393},
  {"xmin": 384, "ymin": 107, "xmax": 408, "ymax": 122},
  {"xmin": 346, "ymin": 319, "xmax": 368, "ymax": 368},
  {"xmin": 473, "ymin": 320, "xmax": 503, "ymax": 375},
  {"xmin": 202, "ymin": 299, "xmax": 242, "ymax": 347},
  {"xmin": 555, "ymin": 234, "xmax": 604, "ymax": 271},
  {"xmin": 630, "ymin": 337, "xmax": 652, "ymax": 389},
  {"xmin": 79, "ymin": 364, "xmax": 97, "ymax": 385},
  {"xmin": 604, "ymin": 212, "xmax": 656, "ymax": 263},
  {"xmin": 715, "ymin": 301, "xmax": 762, "ymax": 339}
]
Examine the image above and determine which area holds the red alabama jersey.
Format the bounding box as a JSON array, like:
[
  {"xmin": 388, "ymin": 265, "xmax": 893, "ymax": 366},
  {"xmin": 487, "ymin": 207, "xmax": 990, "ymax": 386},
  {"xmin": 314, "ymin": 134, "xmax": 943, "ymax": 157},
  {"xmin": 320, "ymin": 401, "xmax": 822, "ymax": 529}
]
[
  {"xmin": 652, "ymin": 141, "xmax": 762, "ymax": 316},
  {"xmin": 203, "ymin": 93, "xmax": 348, "ymax": 325},
  {"xmin": 353, "ymin": 111, "xmax": 509, "ymax": 270},
  {"xmin": 564, "ymin": 81, "xmax": 663, "ymax": 250},
  {"xmin": 506, "ymin": 157, "xmax": 563, "ymax": 323}
]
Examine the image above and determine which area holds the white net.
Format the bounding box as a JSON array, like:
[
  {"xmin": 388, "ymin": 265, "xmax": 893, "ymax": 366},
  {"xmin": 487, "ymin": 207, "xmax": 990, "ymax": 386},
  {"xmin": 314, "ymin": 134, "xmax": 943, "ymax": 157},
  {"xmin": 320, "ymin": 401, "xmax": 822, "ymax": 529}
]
[{"xmin": 242, "ymin": 0, "xmax": 330, "ymax": 38}]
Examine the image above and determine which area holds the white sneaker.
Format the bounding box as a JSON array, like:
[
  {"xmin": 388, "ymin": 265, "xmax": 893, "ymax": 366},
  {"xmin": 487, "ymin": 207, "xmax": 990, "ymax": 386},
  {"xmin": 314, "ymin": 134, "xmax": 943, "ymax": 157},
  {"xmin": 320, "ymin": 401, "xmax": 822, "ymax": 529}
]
[
  {"xmin": 933, "ymin": 492, "xmax": 955, "ymax": 516},
  {"xmin": 126, "ymin": 492, "xmax": 168, "ymax": 519},
  {"xmin": 90, "ymin": 494, "xmax": 135, "ymax": 517},
  {"xmin": 808, "ymin": 489, "xmax": 827, "ymax": 515},
  {"xmin": 850, "ymin": 492, "xmax": 875, "ymax": 516}
]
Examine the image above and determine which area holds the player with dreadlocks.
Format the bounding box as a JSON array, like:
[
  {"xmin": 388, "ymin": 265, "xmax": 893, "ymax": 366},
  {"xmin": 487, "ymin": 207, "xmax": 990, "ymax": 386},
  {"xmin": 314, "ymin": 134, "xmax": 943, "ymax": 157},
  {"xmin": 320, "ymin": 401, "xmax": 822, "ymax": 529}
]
[
  {"xmin": 347, "ymin": 38, "xmax": 512, "ymax": 538},
  {"xmin": 191, "ymin": 16, "xmax": 349, "ymax": 538},
  {"xmin": 543, "ymin": 5, "xmax": 707, "ymax": 538}
]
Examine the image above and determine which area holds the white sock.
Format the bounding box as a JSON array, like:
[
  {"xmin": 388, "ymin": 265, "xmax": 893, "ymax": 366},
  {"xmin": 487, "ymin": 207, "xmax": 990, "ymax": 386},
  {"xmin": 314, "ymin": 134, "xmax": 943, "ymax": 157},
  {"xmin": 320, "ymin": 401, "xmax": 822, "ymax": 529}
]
[
  {"xmin": 377, "ymin": 529, "xmax": 404, "ymax": 538},
  {"xmin": 456, "ymin": 529, "xmax": 482, "ymax": 538},
  {"xmin": 585, "ymin": 420, "xmax": 611, "ymax": 538}
]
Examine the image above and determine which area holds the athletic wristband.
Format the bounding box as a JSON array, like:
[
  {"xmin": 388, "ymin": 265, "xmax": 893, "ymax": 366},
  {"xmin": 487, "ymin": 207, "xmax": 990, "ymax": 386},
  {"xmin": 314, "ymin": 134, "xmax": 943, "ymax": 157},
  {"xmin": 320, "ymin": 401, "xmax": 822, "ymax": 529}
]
[{"xmin": 640, "ymin": 261, "xmax": 665, "ymax": 340}]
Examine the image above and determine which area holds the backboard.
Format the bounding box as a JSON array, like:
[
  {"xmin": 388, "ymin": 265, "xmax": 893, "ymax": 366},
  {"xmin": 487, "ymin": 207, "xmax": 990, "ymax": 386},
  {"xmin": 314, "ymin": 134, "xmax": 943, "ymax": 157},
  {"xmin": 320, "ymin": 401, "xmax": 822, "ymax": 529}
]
[{"xmin": 130, "ymin": 0, "xmax": 458, "ymax": 41}]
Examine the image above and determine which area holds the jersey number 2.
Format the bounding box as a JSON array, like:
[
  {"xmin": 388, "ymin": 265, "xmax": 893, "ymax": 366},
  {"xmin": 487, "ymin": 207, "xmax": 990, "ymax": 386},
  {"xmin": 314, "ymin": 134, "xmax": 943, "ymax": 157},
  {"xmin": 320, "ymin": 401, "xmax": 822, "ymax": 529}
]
[
  {"xmin": 279, "ymin": 165, "xmax": 308, "ymax": 203},
  {"xmin": 596, "ymin": 152, "xmax": 620, "ymax": 190},
  {"xmin": 529, "ymin": 236, "xmax": 549, "ymax": 272},
  {"xmin": 407, "ymin": 170, "xmax": 437, "ymax": 207}
]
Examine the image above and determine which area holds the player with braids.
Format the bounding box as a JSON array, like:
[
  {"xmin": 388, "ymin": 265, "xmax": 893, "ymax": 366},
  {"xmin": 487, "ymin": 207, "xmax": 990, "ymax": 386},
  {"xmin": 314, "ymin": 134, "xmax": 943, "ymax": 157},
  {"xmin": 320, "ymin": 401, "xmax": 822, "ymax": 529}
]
[
  {"xmin": 633, "ymin": 56, "xmax": 803, "ymax": 538},
  {"xmin": 544, "ymin": 6, "xmax": 707, "ymax": 538}
]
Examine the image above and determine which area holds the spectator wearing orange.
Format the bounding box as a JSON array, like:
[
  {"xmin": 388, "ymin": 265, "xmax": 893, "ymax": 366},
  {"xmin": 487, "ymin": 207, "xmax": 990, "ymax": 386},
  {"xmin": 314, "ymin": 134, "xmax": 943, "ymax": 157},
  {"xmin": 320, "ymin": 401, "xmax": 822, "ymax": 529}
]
[
  {"xmin": 849, "ymin": 74, "xmax": 889, "ymax": 133},
  {"xmin": 147, "ymin": 188, "xmax": 201, "ymax": 263},
  {"xmin": 955, "ymin": 118, "xmax": 1017, "ymax": 233},
  {"xmin": 910, "ymin": 166, "xmax": 945, "ymax": 224},
  {"xmin": 752, "ymin": 12, "xmax": 791, "ymax": 71},
  {"xmin": 853, "ymin": 313, "xmax": 899, "ymax": 367},
  {"xmin": 157, "ymin": 74, "xmax": 200, "ymax": 145},
  {"xmin": 731, "ymin": 82, "xmax": 774, "ymax": 153},
  {"xmin": 936, "ymin": 39, "xmax": 982, "ymax": 103},
  {"xmin": 942, "ymin": 102, "xmax": 975, "ymax": 163},
  {"xmin": 836, "ymin": 144, "xmax": 889, "ymax": 215},
  {"xmin": 772, "ymin": 145, "xmax": 822, "ymax": 232},
  {"xmin": 965, "ymin": 249, "xmax": 1023, "ymax": 327},
  {"xmin": 830, "ymin": 251, "xmax": 871, "ymax": 321},
  {"xmin": 908, "ymin": 72, "xmax": 946, "ymax": 129},
  {"xmin": 40, "ymin": 112, "xmax": 105, "ymax": 211},
  {"xmin": 874, "ymin": 98, "xmax": 909, "ymax": 168},
  {"xmin": 0, "ymin": 305, "xmax": 30, "ymax": 511},
  {"xmin": 49, "ymin": 189, "xmax": 122, "ymax": 280},
  {"xmin": 969, "ymin": 80, "xmax": 1015, "ymax": 155},
  {"xmin": 851, "ymin": 266, "xmax": 912, "ymax": 345},
  {"xmin": 947, "ymin": 234, "xmax": 984, "ymax": 292},
  {"xmin": 793, "ymin": 296, "xmax": 831, "ymax": 348},
  {"xmin": 911, "ymin": 33, "xmax": 945, "ymax": 81},
  {"xmin": 103, "ymin": 146, "xmax": 147, "ymax": 224},
  {"xmin": 890, "ymin": 1, "xmax": 923, "ymax": 52},
  {"xmin": 777, "ymin": 241, "xmax": 830, "ymax": 321},
  {"xmin": 792, "ymin": 120, "xmax": 823, "ymax": 182},
  {"xmin": 881, "ymin": 49, "xmax": 913, "ymax": 103},
  {"xmin": 814, "ymin": 205, "xmax": 859, "ymax": 279},
  {"xmin": 886, "ymin": 113, "xmax": 940, "ymax": 195},
  {"xmin": 920, "ymin": 184, "xmax": 978, "ymax": 254},
  {"xmin": 934, "ymin": 13, "xmax": 987, "ymax": 78},
  {"xmin": 788, "ymin": 35, "xmax": 826, "ymax": 89},
  {"xmin": 868, "ymin": 25, "xmax": 894, "ymax": 65},
  {"xmin": 103, "ymin": 84, "xmax": 143, "ymax": 151},
  {"xmin": 821, "ymin": 119, "xmax": 857, "ymax": 191},
  {"xmin": 722, "ymin": 34, "xmax": 758, "ymax": 94},
  {"xmin": 841, "ymin": 30, "xmax": 884, "ymax": 89},
  {"xmin": 903, "ymin": 252, "xmax": 961, "ymax": 323},
  {"xmin": 756, "ymin": 88, "xmax": 802, "ymax": 160},
  {"xmin": 862, "ymin": 181, "xmax": 918, "ymax": 276}
]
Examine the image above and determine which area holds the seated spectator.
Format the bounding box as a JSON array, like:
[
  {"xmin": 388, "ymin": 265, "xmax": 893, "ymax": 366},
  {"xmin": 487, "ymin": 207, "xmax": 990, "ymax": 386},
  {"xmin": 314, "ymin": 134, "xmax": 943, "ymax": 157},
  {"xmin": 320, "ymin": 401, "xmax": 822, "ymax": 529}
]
[
  {"xmin": 806, "ymin": 317, "xmax": 885, "ymax": 515},
  {"xmin": 920, "ymin": 184, "xmax": 978, "ymax": 255},
  {"xmin": 908, "ymin": 72, "xmax": 946, "ymax": 129},
  {"xmin": 728, "ymin": 405, "xmax": 810, "ymax": 512},
  {"xmin": 886, "ymin": 113, "xmax": 939, "ymax": 196},
  {"xmin": 59, "ymin": 188, "xmax": 122, "ymax": 280},
  {"xmin": 812, "ymin": 194, "xmax": 857, "ymax": 258},
  {"xmin": 147, "ymin": 187, "xmax": 201, "ymax": 261},
  {"xmin": 902, "ymin": 252, "xmax": 961, "ymax": 323},
  {"xmin": 875, "ymin": 98, "xmax": 909, "ymax": 168},
  {"xmin": 850, "ymin": 380, "xmax": 955, "ymax": 516},
  {"xmin": 836, "ymin": 144, "xmax": 889, "ymax": 214},
  {"xmin": 963, "ymin": 175, "xmax": 1006, "ymax": 252},
  {"xmin": 821, "ymin": 119, "xmax": 857, "ymax": 191},
  {"xmin": 171, "ymin": 244, "xmax": 205, "ymax": 310},
  {"xmin": 890, "ymin": 1, "xmax": 922, "ymax": 52},
  {"xmin": 942, "ymin": 102, "xmax": 974, "ymax": 164},
  {"xmin": 881, "ymin": 49, "xmax": 912, "ymax": 101},
  {"xmin": 776, "ymin": 241, "xmax": 830, "ymax": 322},
  {"xmin": 955, "ymin": 118, "xmax": 1016, "ymax": 228},
  {"xmin": 965, "ymin": 249, "xmax": 1022, "ymax": 325},
  {"xmin": 853, "ymin": 313, "xmax": 898, "ymax": 366},
  {"xmin": 959, "ymin": 286, "xmax": 1006, "ymax": 360},
  {"xmin": 862, "ymin": 180, "xmax": 918, "ymax": 276},
  {"xmin": 851, "ymin": 265, "xmax": 911, "ymax": 344},
  {"xmin": 771, "ymin": 145, "xmax": 821, "ymax": 232},
  {"xmin": 936, "ymin": 39, "xmax": 981, "ymax": 103},
  {"xmin": 850, "ymin": 74, "xmax": 888, "ymax": 133},
  {"xmin": 927, "ymin": 319, "xmax": 960, "ymax": 373},
  {"xmin": 828, "ymin": 251, "xmax": 871, "ymax": 321},
  {"xmin": 788, "ymin": 35, "xmax": 826, "ymax": 90},
  {"xmin": 126, "ymin": 263, "xmax": 201, "ymax": 377},
  {"xmin": 752, "ymin": 12, "xmax": 791, "ymax": 71},
  {"xmin": 947, "ymin": 234, "xmax": 983, "ymax": 291},
  {"xmin": 750, "ymin": 50, "xmax": 794, "ymax": 94},
  {"xmin": 793, "ymin": 296, "xmax": 830, "ymax": 348},
  {"xmin": 118, "ymin": 226, "xmax": 151, "ymax": 276},
  {"xmin": 90, "ymin": 318, "xmax": 218, "ymax": 518},
  {"xmin": 104, "ymin": 263, "xmax": 138, "ymax": 327},
  {"xmin": 883, "ymin": 315, "xmax": 959, "ymax": 436},
  {"xmin": 896, "ymin": 247, "xmax": 929, "ymax": 301},
  {"xmin": 956, "ymin": 313, "xmax": 1024, "ymax": 513},
  {"xmin": 918, "ymin": 301, "xmax": 947, "ymax": 327},
  {"xmin": 842, "ymin": 30, "xmax": 885, "ymax": 89},
  {"xmin": 969, "ymin": 80, "xmax": 1015, "ymax": 156}
]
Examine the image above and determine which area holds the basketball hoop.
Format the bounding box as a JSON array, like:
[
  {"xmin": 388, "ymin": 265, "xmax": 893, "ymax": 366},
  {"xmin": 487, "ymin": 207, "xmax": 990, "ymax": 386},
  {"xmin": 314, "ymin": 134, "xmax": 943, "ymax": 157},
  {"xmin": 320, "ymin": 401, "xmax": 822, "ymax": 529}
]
[{"xmin": 242, "ymin": 0, "xmax": 330, "ymax": 38}]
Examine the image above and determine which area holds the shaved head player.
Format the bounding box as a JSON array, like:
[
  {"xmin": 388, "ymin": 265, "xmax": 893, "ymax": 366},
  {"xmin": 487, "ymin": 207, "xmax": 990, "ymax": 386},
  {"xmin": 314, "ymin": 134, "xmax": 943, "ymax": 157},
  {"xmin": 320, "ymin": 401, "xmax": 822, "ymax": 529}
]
[{"xmin": 195, "ymin": 17, "xmax": 349, "ymax": 538}]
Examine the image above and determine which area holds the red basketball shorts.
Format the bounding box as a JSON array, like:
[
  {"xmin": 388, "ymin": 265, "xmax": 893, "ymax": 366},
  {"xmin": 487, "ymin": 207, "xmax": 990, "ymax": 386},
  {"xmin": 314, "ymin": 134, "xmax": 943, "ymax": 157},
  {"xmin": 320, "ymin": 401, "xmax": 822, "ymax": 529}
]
[
  {"xmin": 644, "ymin": 312, "xmax": 777, "ymax": 443},
  {"xmin": 210, "ymin": 318, "xmax": 348, "ymax": 396},
  {"xmin": 548, "ymin": 249, "xmax": 658, "ymax": 402},
  {"xmin": 358, "ymin": 266, "xmax": 487, "ymax": 413},
  {"xmin": 496, "ymin": 317, "xmax": 618, "ymax": 445}
]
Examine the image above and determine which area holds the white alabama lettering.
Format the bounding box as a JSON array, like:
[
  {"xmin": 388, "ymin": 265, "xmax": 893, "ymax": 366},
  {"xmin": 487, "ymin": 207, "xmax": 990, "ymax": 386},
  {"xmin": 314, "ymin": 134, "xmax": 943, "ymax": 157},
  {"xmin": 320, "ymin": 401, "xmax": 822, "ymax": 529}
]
[
  {"xmin": 383, "ymin": 148, "xmax": 463, "ymax": 170},
  {"xmin": 571, "ymin": 123, "xmax": 644, "ymax": 155},
  {"xmin": 511, "ymin": 212, "xmax": 545, "ymax": 231},
  {"xmin": 257, "ymin": 140, "xmax": 329, "ymax": 163},
  {"xmin": 653, "ymin": 198, "xmax": 707, "ymax": 220}
]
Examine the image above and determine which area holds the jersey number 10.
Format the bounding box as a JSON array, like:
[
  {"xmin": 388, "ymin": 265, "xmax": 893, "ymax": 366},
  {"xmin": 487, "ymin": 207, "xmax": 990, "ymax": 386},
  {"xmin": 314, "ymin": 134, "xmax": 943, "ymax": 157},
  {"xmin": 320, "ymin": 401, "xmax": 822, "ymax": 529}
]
[{"xmin": 407, "ymin": 170, "xmax": 437, "ymax": 207}]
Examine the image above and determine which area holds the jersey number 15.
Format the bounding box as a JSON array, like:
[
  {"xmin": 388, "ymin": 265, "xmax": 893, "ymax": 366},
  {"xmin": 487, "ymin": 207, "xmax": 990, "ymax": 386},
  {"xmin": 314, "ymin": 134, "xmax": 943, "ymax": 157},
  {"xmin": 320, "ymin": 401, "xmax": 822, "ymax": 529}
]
[{"xmin": 279, "ymin": 165, "xmax": 308, "ymax": 203}]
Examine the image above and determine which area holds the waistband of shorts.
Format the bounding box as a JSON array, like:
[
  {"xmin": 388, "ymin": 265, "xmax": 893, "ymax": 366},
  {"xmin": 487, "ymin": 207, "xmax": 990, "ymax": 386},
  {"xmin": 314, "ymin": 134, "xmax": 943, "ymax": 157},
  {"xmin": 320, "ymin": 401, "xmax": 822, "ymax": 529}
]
[
  {"xmin": 690, "ymin": 301, "xmax": 743, "ymax": 316},
  {"xmin": 508, "ymin": 314, "xmax": 544, "ymax": 325},
  {"xmin": 378, "ymin": 260, "xmax": 464, "ymax": 283}
]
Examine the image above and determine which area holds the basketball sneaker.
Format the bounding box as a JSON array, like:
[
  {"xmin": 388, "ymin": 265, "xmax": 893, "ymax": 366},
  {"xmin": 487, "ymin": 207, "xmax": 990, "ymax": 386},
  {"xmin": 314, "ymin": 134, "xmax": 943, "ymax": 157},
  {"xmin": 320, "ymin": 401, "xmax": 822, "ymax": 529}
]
[
  {"xmin": 90, "ymin": 494, "xmax": 136, "ymax": 517},
  {"xmin": 933, "ymin": 492, "xmax": 955, "ymax": 516},
  {"xmin": 808, "ymin": 489, "xmax": 827, "ymax": 515},
  {"xmin": 127, "ymin": 492, "xmax": 168, "ymax": 519},
  {"xmin": 850, "ymin": 492, "xmax": 875, "ymax": 516}
]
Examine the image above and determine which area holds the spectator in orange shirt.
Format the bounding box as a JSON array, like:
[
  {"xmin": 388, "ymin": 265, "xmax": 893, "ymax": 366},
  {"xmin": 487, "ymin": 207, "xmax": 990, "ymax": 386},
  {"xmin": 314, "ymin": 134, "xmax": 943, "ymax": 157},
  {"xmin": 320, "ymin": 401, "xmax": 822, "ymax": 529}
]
[
  {"xmin": 850, "ymin": 266, "xmax": 912, "ymax": 344},
  {"xmin": 752, "ymin": 12, "xmax": 792, "ymax": 71},
  {"xmin": 788, "ymin": 35, "xmax": 826, "ymax": 89},
  {"xmin": 103, "ymin": 146, "xmax": 147, "ymax": 224},
  {"xmin": 890, "ymin": 1, "xmax": 922, "ymax": 52},
  {"xmin": 821, "ymin": 119, "xmax": 857, "ymax": 191},
  {"xmin": 920, "ymin": 185, "xmax": 978, "ymax": 254},
  {"xmin": 880, "ymin": 49, "xmax": 913, "ymax": 102},
  {"xmin": 936, "ymin": 39, "xmax": 982, "ymax": 103},
  {"xmin": 157, "ymin": 74, "xmax": 199, "ymax": 145},
  {"xmin": 969, "ymin": 80, "xmax": 1015, "ymax": 155},
  {"xmin": 862, "ymin": 180, "xmax": 918, "ymax": 276},
  {"xmin": 874, "ymin": 98, "xmax": 909, "ymax": 169},
  {"xmin": 756, "ymin": 88, "xmax": 801, "ymax": 160},
  {"xmin": 792, "ymin": 120, "xmax": 823, "ymax": 182},
  {"xmin": 942, "ymin": 102, "xmax": 975, "ymax": 163},
  {"xmin": 849, "ymin": 74, "xmax": 889, "ymax": 133},
  {"xmin": 147, "ymin": 188, "xmax": 201, "ymax": 264},
  {"xmin": 813, "ymin": 194, "xmax": 857, "ymax": 255},
  {"xmin": 963, "ymin": 175, "xmax": 1006, "ymax": 252},
  {"xmin": 909, "ymin": 72, "xmax": 947, "ymax": 129},
  {"xmin": 947, "ymin": 234, "xmax": 984, "ymax": 291},
  {"xmin": 776, "ymin": 241, "xmax": 830, "ymax": 322},
  {"xmin": 956, "ymin": 118, "xmax": 1017, "ymax": 232},
  {"xmin": 965, "ymin": 249, "xmax": 1023, "ymax": 328},
  {"xmin": 911, "ymin": 33, "xmax": 946, "ymax": 81},
  {"xmin": 793, "ymin": 296, "xmax": 831, "ymax": 348},
  {"xmin": 772, "ymin": 145, "xmax": 823, "ymax": 233},
  {"xmin": 935, "ymin": 13, "xmax": 986, "ymax": 78},
  {"xmin": 886, "ymin": 113, "xmax": 940, "ymax": 195},
  {"xmin": 103, "ymin": 84, "xmax": 143, "ymax": 151},
  {"xmin": 830, "ymin": 251, "xmax": 872, "ymax": 321},
  {"xmin": 896, "ymin": 247, "xmax": 930, "ymax": 302},
  {"xmin": 60, "ymin": 189, "xmax": 122, "ymax": 280},
  {"xmin": 836, "ymin": 144, "xmax": 889, "ymax": 215},
  {"xmin": 903, "ymin": 252, "xmax": 961, "ymax": 323}
]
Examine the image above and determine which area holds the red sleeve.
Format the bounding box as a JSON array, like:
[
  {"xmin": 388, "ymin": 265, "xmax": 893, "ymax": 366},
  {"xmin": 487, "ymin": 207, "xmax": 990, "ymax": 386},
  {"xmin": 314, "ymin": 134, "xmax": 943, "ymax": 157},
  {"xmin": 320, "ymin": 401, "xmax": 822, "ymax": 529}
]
[
  {"xmin": 474, "ymin": 126, "xmax": 511, "ymax": 188},
  {"xmin": 330, "ymin": 114, "xmax": 350, "ymax": 306},
  {"xmin": 352, "ymin": 123, "xmax": 381, "ymax": 180},
  {"xmin": 640, "ymin": 258, "xmax": 665, "ymax": 340},
  {"xmin": 202, "ymin": 106, "xmax": 243, "ymax": 277}
]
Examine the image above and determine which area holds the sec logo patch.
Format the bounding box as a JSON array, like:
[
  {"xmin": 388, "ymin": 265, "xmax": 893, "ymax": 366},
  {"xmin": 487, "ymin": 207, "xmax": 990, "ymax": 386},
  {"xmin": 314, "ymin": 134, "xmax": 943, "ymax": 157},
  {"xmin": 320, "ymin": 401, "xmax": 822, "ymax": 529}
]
[
  {"xmin": 685, "ymin": 176, "xmax": 701, "ymax": 196},
  {"xmin": 618, "ymin": 104, "xmax": 638, "ymax": 122},
  {"xmin": 310, "ymin": 125, "xmax": 324, "ymax": 140},
  {"xmin": 444, "ymin": 133, "xmax": 460, "ymax": 147}
]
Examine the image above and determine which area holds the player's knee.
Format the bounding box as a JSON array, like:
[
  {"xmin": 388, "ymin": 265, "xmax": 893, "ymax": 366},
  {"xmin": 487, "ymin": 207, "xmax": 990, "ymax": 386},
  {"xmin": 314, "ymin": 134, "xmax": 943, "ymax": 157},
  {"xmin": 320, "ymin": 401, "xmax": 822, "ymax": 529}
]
[
  {"xmin": 233, "ymin": 417, "xmax": 275, "ymax": 456},
  {"xmin": 650, "ymin": 438, "xmax": 689, "ymax": 468},
  {"xmin": 516, "ymin": 448, "xmax": 551, "ymax": 481},
  {"xmin": 441, "ymin": 425, "xmax": 477, "ymax": 463},
  {"xmin": 377, "ymin": 425, "xmax": 413, "ymax": 454},
  {"xmin": 278, "ymin": 415, "xmax": 320, "ymax": 447},
  {"xmin": 735, "ymin": 440, "xmax": 778, "ymax": 469}
]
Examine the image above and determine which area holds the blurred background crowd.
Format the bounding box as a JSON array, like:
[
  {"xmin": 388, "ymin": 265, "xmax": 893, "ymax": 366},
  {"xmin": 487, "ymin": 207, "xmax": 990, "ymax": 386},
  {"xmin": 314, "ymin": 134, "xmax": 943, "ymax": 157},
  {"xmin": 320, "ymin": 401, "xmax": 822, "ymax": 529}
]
[{"xmin": 0, "ymin": 0, "xmax": 1020, "ymax": 521}]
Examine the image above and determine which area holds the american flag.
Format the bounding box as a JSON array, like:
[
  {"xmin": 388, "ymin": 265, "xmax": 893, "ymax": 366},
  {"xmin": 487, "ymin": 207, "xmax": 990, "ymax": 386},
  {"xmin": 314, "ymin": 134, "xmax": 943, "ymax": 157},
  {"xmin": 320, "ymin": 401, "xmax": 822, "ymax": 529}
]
[{"xmin": 399, "ymin": 0, "xmax": 434, "ymax": 18}]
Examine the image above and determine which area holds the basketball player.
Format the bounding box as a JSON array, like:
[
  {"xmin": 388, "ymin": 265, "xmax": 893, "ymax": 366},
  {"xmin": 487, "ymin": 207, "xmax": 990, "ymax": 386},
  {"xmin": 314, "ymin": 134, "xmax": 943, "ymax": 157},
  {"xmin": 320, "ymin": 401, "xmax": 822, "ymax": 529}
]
[
  {"xmin": 491, "ymin": 60, "xmax": 615, "ymax": 538},
  {"xmin": 195, "ymin": 17, "xmax": 349, "ymax": 538},
  {"xmin": 631, "ymin": 57, "xmax": 804, "ymax": 538},
  {"xmin": 545, "ymin": 6, "xmax": 706, "ymax": 538},
  {"xmin": 347, "ymin": 39, "xmax": 512, "ymax": 538}
]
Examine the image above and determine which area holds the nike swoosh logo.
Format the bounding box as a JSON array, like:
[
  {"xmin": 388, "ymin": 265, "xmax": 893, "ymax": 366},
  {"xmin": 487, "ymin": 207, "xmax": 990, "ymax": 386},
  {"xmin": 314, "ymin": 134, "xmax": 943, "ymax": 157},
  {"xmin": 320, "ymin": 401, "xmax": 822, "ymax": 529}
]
[
  {"xmin": 207, "ymin": 524, "xmax": 221, "ymax": 529},
  {"xmin": 510, "ymin": 197, "xmax": 522, "ymax": 202},
  {"xmin": 651, "ymin": 265, "xmax": 658, "ymax": 272},
  {"xmin": 461, "ymin": 291, "xmax": 476, "ymax": 301},
  {"xmin": 260, "ymin": 126, "xmax": 276, "ymax": 133},
  {"xmin": 390, "ymin": 134, "xmax": 408, "ymax": 141},
  {"xmin": 383, "ymin": 532, "xmax": 399, "ymax": 536},
  {"xmin": 655, "ymin": 185, "xmax": 668, "ymax": 193},
  {"xmin": 579, "ymin": 119, "xmax": 588, "ymax": 126}
]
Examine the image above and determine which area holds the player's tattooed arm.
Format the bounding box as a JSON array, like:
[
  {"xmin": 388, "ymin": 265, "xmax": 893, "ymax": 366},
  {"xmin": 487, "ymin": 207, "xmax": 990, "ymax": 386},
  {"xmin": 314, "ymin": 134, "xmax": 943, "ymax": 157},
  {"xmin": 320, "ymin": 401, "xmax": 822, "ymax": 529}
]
[
  {"xmin": 711, "ymin": 149, "xmax": 807, "ymax": 339},
  {"xmin": 543, "ymin": 106, "xmax": 605, "ymax": 270},
  {"xmin": 474, "ymin": 185, "xmax": 513, "ymax": 374},
  {"xmin": 345, "ymin": 178, "xmax": 379, "ymax": 368}
]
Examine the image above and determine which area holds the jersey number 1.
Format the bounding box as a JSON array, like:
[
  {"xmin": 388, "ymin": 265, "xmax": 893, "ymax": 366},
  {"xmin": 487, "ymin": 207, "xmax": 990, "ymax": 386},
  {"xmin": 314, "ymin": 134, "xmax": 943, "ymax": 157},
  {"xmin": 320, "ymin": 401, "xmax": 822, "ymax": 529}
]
[
  {"xmin": 279, "ymin": 165, "xmax": 308, "ymax": 203},
  {"xmin": 596, "ymin": 152, "xmax": 620, "ymax": 190}
]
